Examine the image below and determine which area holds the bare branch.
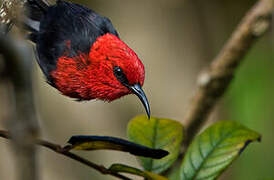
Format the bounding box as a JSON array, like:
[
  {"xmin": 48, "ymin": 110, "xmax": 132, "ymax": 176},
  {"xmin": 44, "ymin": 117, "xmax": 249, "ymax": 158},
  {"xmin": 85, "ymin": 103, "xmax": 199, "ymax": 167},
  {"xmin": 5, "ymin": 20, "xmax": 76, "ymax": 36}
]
[
  {"xmin": 0, "ymin": 130, "xmax": 132, "ymax": 180},
  {"xmin": 184, "ymin": 0, "xmax": 274, "ymax": 145}
]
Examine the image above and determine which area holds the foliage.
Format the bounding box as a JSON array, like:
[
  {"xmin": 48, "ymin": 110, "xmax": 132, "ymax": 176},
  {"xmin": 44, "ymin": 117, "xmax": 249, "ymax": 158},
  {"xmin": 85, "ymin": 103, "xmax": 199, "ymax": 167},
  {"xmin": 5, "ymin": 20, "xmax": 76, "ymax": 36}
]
[
  {"xmin": 125, "ymin": 116, "xmax": 260, "ymax": 180},
  {"xmin": 60, "ymin": 115, "xmax": 260, "ymax": 179},
  {"xmin": 127, "ymin": 115, "xmax": 183, "ymax": 173},
  {"xmin": 0, "ymin": 114, "xmax": 262, "ymax": 180},
  {"xmin": 109, "ymin": 164, "xmax": 169, "ymax": 180},
  {"xmin": 179, "ymin": 120, "xmax": 260, "ymax": 180}
]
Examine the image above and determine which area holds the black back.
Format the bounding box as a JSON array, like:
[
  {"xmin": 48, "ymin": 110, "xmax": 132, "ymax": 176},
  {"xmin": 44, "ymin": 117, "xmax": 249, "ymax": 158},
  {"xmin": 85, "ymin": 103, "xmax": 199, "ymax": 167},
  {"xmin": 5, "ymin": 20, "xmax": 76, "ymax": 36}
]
[{"xmin": 34, "ymin": 1, "xmax": 119, "ymax": 84}]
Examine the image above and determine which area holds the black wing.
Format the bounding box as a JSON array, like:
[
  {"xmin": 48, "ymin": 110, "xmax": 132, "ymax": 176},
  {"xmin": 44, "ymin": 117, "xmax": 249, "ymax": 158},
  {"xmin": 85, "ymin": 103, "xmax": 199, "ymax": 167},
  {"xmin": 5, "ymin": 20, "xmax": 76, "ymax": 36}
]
[{"xmin": 35, "ymin": 1, "xmax": 119, "ymax": 83}]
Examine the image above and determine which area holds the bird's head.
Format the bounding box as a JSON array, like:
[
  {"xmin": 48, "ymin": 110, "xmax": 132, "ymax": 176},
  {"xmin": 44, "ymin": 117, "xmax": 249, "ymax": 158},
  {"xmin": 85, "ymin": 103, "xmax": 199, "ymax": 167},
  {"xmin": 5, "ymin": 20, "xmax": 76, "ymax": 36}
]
[
  {"xmin": 88, "ymin": 33, "xmax": 150, "ymax": 117},
  {"xmin": 51, "ymin": 33, "xmax": 150, "ymax": 117}
]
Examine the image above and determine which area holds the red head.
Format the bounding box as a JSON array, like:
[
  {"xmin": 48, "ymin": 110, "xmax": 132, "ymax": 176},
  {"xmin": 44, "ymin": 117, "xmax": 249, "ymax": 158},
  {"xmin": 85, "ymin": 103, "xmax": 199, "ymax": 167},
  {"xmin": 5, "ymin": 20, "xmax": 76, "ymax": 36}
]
[{"xmin": 51, "ymin": 33, "xmax": 150, "ymax": 117}]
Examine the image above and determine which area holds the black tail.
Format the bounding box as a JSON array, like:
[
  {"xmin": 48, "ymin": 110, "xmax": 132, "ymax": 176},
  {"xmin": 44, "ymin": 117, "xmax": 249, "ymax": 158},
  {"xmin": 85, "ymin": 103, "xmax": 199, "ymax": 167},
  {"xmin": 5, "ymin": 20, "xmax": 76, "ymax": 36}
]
[
  {"xmin": 24, "ymin": 0, "xmax": 50, "ymax": 42},
  {"xmin": 27, "ymin": 0, "xmax": 49, "ymax": 20}
]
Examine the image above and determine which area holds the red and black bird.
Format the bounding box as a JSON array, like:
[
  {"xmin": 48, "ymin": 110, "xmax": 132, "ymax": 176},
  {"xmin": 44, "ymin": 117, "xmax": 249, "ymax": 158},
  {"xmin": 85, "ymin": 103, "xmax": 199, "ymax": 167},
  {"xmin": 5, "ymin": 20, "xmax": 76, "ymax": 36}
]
[{"xmin": 24, "ymin": 0, "xmax": 150, "ymax": 117}]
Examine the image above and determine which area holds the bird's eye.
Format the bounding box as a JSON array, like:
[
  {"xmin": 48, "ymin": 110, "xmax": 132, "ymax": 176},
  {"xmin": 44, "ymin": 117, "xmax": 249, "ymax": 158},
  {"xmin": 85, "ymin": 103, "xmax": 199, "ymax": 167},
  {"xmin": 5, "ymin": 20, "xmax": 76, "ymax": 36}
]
[
  {"xmin": 115, "ymin": 67, "xmax": 122, "ymax": 76},
  {"xmin": 113, "ymin": 66, "xmax": 129, "ymax": 85}
]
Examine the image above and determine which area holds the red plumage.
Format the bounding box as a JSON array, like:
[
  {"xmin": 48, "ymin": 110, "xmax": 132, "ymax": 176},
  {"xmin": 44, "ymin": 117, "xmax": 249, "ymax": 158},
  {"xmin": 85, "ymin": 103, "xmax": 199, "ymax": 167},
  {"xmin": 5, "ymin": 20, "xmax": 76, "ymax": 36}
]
[{"xmin": 51, "ymin": 33, "xmax": 145, "ymax": 101}]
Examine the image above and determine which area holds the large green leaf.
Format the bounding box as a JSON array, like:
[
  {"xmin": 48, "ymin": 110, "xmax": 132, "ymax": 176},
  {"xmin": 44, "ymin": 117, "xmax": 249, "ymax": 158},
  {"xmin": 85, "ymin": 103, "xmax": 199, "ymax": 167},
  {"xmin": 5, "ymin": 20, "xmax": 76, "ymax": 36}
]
[
  {"xmin": 127, "ymin": 115, "xmax": 184, "ymax": 173},
  {"xmin": 168, "ymin": 166, "xmax": 181, "ymax": 180},
  {"xmin": 109, "ymin": 164, "xmax": 168, "ymax": 180},
  {"xmin": 180, "ymin": 120, "xmax": 261, "ymax": 180}
]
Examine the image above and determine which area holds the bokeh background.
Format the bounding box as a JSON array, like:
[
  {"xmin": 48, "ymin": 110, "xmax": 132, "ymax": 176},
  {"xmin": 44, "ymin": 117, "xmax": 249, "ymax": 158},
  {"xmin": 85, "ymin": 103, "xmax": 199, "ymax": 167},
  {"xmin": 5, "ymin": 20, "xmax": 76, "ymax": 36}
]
[{"xmin": 0, "ymin": 0, "xmax": 273, "ymax": 179}]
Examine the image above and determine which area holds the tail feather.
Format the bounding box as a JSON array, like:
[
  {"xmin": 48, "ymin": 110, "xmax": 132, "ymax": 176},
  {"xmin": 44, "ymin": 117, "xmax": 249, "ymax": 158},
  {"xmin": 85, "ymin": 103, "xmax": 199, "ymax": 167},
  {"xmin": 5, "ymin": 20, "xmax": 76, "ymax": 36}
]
[
  {"xmin": 25, "ymin": 0, "xmax": 49, "ymax": 21},
  {"xmin": 24, "ymin": 0, "xmax": 50, "ymax": 42}
]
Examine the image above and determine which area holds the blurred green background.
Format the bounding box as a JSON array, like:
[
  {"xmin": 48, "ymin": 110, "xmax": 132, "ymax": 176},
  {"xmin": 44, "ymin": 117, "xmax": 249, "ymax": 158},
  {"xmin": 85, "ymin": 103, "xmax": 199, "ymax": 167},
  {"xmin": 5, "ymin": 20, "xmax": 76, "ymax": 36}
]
[{"xmin": 0, "ymin": 0, "xmax": 273, "ymax": 179}]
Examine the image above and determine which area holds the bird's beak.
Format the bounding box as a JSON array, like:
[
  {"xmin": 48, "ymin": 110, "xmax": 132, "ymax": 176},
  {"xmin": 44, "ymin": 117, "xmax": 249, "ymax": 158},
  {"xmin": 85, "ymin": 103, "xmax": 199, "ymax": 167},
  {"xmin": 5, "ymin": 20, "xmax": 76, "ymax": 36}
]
[{"xmin": 129, "ymin": 83, "xmax": 150, "ymax": 119}]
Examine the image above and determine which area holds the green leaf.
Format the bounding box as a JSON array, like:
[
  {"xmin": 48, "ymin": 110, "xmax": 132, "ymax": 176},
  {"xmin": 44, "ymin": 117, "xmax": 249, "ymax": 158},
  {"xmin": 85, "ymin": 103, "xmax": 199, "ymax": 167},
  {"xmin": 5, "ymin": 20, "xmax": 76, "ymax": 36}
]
[
  {"xmin": 109, "ymin": 164, "xmax": 168, "ymax": 180},
  {"xmin": 167, "ymin": 166, "xmax": 181, "ymax": 180},
  {"xmin": 180, "ymin": 120, "xmax": 261, "ymax": 180},
  {"xmin": 127, "ymin": 115, "xmax": 184, "ymax": 173},
  {"xmin": 66, "ymin": 135, "xmax": 168, "ymax": 159}
]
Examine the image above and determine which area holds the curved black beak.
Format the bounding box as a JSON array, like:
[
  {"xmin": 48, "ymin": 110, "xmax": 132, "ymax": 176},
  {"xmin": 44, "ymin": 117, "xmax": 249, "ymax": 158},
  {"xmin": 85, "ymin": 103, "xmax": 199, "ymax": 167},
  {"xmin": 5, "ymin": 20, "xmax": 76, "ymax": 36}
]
[{"xmin": 129, "ymin": 83, "xmax": 150, "ymax": 119}]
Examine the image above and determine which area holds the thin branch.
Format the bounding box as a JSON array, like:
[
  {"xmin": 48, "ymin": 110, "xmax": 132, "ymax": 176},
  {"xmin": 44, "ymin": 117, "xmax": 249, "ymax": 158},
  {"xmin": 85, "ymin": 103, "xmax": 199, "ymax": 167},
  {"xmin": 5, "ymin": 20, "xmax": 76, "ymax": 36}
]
[
  {"xmin": 184, "ymin": 0, "xmax": 274, "ymax": 145},
  {"xmin": 0, "ymin": 130, "xmax": 131, "ymax": 180}
]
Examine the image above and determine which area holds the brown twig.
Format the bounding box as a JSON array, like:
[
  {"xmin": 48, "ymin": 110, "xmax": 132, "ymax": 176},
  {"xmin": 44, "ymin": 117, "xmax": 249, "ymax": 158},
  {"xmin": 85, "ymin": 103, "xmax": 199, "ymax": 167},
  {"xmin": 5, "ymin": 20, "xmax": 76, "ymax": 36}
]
[
  {"xmin": 0, "ymin": 130, "xmax": 131, "ymax": 180},
  {"xmin": 184, "ymin": 0, "xmax": 274, "ymax": 145}
]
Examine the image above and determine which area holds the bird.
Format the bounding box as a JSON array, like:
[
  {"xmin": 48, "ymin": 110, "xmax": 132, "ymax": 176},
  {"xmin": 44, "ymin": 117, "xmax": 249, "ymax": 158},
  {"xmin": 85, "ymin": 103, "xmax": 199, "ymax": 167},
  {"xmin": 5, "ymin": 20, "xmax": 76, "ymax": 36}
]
[{"xmin": 21, "ymin": 0, "xmax": 150, "ymax": 118}]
